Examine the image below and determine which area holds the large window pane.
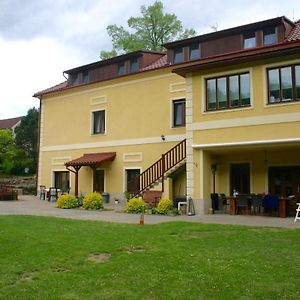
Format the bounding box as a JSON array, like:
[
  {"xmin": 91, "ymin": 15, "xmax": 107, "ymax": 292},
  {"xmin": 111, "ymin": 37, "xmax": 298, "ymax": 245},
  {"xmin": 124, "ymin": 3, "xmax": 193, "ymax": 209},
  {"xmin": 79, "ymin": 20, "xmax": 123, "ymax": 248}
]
[
  {"xmin": 281, "ymin": 67, "xmax": 292, "ymax": 101},
  {"xmin": 174, "ymin": 47, "xmax": 184, "ymax": 63},
  {"xmin": 207, "ymin": 79, "xmax": 216, "ymax": 110},
  {"xmin": 268, "ymin": 69, "xmax": 280, "ymax": 103},
  {"xmin": 173, "ymin": 99, "xmax": 185, "ymax": 127},
  {"xmin": 243, "ymin": 32, "xmax": 256, "ymax": 49},
  {"xmin": 296, "ymin": 65, "xmax": 300, "ymax": 99},
  {"xmin": 263, "ymin": 27, "xmax": 276, "ymax": 45},
  {"xmin": 229, "ymin": 75, "xmax": 239, "ymax": 107},
  {"xmin": 189, "ymin": 44, "xmax": 200, "ymax": 60},
  {"xmin": 240, "ymin": 73, "xmax": 250, "ymax": 105},
  {"xmin": 117, "ymin": 62, "xmax": 125, "ymax": 75},
  {"xmin": 93, "ymin": 110, "xmax": 105, "ymax": 134},
  {"xmin": 217, "ymin": 77, "xmax": 227, "ymax": 108},
  {"xmin": 130, "ymin": 57, "xmax": 139, "ymax": 73}
]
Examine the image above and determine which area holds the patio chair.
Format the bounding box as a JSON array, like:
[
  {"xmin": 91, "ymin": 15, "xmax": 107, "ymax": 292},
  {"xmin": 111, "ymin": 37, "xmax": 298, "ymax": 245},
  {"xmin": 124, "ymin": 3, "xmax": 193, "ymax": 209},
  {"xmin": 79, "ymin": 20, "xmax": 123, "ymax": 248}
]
[
  {"xmin": 210, "ymin": 193, "xmax": 219, "ymax": 213},
  {"xmin": 263, "ymin": 194, "xmax": 279, "ymax": 216},
  {"xmin": 294, "ymin": 203, "xmax": 300, "ymax": 222},
  {"xmin": 251, "ymin": 194, "xmax": 263, "ymax": 215},
  {"xmin": 236, "ymin": 194, "xmax": 250, "ymax": 215},
  {"xmin": 39, "ymin": 185, "xmax": 46, "ymax": 200},
  {"xmin": 220, "ymin": 193, "xmax": 230, "ymax": 213},
  {"xmin": 48, "ymin": 187, "xmax": 58, "ymax": 202}
]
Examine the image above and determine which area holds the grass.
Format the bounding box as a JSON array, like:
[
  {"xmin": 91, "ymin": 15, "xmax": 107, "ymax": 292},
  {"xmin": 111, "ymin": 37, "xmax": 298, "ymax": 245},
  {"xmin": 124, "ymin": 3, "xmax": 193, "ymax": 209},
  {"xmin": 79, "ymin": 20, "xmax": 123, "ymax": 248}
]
[{"xmin": 0, "ymin": 216, "xmax": 300, "ymax": 299}]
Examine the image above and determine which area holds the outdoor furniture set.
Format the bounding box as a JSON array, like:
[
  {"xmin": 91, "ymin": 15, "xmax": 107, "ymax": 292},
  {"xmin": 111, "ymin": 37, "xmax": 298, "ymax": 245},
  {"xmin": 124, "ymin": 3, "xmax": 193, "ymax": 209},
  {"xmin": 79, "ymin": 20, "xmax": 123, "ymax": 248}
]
[{"xmin": 0, "ymin": 185, "xmax": 18, "ymax": 201}]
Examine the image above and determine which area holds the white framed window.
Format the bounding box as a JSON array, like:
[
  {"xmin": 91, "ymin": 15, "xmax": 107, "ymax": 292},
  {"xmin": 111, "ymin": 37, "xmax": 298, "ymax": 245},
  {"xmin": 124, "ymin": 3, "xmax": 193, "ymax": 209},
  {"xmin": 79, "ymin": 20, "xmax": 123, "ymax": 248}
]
[{"xmin": 92, "ymin": 110, "xmax": 106, "ymax": 134}]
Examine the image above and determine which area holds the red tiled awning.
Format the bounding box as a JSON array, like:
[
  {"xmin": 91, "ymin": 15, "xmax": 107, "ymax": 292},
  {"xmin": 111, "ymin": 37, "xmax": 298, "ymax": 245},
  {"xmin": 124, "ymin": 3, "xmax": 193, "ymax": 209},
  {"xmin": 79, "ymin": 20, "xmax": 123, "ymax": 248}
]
[{"xmin": 65, "ymin": 152, "xmax": 116, "ymax": 167}]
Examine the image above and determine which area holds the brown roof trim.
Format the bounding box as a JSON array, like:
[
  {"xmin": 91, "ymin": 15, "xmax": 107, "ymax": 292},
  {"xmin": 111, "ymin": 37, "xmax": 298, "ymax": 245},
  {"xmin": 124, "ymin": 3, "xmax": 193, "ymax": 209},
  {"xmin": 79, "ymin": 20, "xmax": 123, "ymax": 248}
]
[
  {"xmin": 64, "ymin": 50, "xmax": 165, "ymax": 74},
  {"xmin": 173, "ymin": 40, "xmax": 300, "ymax": 77},
  {"xmin": 164, "ymin": 16, "xmax": 293, "ymax": 48},
  {"xmin": 33, "ymin": 81, "xmax": 68, "ymax": 98},
  {"xmin": 65, "ymin": 152, "xmax": 116, "ymax": 167}
]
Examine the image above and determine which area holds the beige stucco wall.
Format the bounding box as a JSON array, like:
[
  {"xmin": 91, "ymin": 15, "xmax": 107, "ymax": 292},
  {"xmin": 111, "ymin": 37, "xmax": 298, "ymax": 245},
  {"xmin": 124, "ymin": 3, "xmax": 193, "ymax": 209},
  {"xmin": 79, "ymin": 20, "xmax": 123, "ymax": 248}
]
[
  {"xmin": 186, "ymin": 55, "xmax": 300, "ymax": 214},
  {"xmin": 38, "ymin": 67, "xmax": 187, "ymax": 201}
]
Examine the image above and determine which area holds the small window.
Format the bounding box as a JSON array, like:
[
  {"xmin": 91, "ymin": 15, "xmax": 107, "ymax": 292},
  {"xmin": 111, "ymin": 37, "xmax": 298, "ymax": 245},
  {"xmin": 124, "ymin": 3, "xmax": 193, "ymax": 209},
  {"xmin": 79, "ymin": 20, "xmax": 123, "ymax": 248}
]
[
  {"xmin": 82, "ymin": 70, "xmax": 89, "ymax": 84},
  {"xmin": 92, "ymin": 110, "xmax": 105, "ymax": 134},
  {"xmin": 268, "ymin": 64, "xmax": 300, "ymax": 104},
  {"xmin": 174, "ymin": 47, "xmax": 184, "ymax": 63},
  {"xmin": 189, "ymin": 43, "xmax": 200, "ymax": 60},
  {"xmin": 263, "ymin": 27, "xmax": 277, "ymax": 45},
  {"xmin": 173, "ymin": 99, "xmax": 186, "ymax": 127},
  {"xmin": 130, "ymin": 57, "xmax": 139, "ymax": 73},
  {"xmin": 117, "ymin": 62, "xmax": 125, "ymax": 75},
  {"xmin": 206, "ymin": 72, "xmax": 251, "ymax": 111},
  {"xmin": 69, "ymin": 73, "xmax": 79, "ymax": 86},
  {"xmin": 243, "ymin": 32, "xmax": 256, "ymax": 49}
]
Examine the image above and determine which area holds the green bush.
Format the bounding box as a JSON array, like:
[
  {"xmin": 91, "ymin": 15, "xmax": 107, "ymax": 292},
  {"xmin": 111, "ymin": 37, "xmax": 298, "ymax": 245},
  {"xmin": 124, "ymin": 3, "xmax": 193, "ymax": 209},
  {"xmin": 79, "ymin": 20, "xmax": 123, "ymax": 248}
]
[
  {"xmin": 125, "ymin": 197, "xmax": 147, "ymax": 213},
  {"xmin": 83, "ymin": 192, "xmax": 103, "ymax": 210},
  {"xmin": 156, "ymin": 198, "xmax": 173, "ymax": 214},
  {"xmin": 56, "ymin": 194, "xmax": 79, "ymax": 209}
]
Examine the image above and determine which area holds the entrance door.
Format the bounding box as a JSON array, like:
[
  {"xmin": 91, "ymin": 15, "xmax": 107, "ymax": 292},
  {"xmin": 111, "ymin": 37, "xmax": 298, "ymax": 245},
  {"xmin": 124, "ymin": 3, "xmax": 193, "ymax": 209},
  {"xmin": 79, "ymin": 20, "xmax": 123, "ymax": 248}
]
[
  {"xmin": 126, "ymin": 169, "xmax": 140, "ymax": 194},
  {"xmin": 54, "ymin": 171, "xmax": 70, "ymax": 193},
  {"xmin": 269, "ymin": 166, "xmax": 300, "ymax": 197},
  {"xmin": 230, "ymin": 163, "xmax": 250, "ymax": 195},
  {"xmin": 94, "ymin": 169, "xmax": 104, "ymax": 193}
]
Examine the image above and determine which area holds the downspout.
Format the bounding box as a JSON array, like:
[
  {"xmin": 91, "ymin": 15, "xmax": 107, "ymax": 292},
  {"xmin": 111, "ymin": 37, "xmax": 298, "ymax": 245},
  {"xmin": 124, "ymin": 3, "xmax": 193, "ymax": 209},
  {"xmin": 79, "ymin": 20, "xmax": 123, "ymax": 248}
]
[{"xmin": 35, "ymin": 96, "xmax": 42, "ymax": 196}]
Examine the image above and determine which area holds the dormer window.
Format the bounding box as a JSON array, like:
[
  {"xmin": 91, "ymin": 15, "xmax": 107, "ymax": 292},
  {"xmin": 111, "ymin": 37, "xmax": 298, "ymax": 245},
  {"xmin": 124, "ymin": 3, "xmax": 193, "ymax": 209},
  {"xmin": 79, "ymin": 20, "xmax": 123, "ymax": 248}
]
[
  {"xmin": 117, "ymin": 62, "xmax": 125, "ymax": 75},
  {"xmin": 82, "ymin": 70, "xmax": 89, "ymax": 84},
  {"xmin": 189, "ymin": 43, "xmax": 201, "ymax": 60},
  {"xmin": 130, "ymin": 57, "xmax": 139, "ymax": 73},
  {"xmin": 263, "ymin": 27, "xmax": 277, "ymax": 45},
  {"xmin": 243, "ymin": 32, "xmax": 256, "ymax": 49},
  {"xmin": 174, "ymin": 47, "xmax": 184, "ymax": 63},
  {"xmin": 69, "ymin": 73, "xmax": 79, "ymax": 86}
]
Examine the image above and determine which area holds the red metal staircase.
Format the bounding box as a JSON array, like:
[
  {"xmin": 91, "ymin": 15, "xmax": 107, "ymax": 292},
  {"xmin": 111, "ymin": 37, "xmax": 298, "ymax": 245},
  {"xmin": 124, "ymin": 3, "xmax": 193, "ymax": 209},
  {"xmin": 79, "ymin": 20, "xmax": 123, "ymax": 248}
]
[{"xmin": 129, "ymin": 139, "xmax": 186, "ymax": 196}]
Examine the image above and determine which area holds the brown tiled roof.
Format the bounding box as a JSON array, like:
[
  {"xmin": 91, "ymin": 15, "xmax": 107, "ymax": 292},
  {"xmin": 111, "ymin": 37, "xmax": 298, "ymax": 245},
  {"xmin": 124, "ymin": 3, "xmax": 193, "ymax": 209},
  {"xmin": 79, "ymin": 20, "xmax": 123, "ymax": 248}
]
[
  {"xmin": 141, "ymin": 55, "xmax": 168, "ymax": 71},
  {"xmin": 0, "ymin": 116, "xmax": 22, "ymax": 130},
  {"xmin": 65, "ymin": 152, "xmax": 116, "ymax": 167},
  {"xmin": 34, "ymin": 18, "xmax": 300, "ymax": 98},
  {"xmin": 286, "ymin": 20, "xmax": 300, "ymax": 41},
  {"xmin": 33, "ymin": 81, "xmax": 68, "ymax": 97}
]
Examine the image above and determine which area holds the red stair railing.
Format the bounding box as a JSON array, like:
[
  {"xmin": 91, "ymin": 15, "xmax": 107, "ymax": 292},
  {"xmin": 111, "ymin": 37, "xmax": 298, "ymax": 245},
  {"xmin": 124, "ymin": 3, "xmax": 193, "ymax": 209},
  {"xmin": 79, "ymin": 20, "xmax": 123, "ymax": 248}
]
[{"xmin": 129, "ymin": 139, "xmax": 186, "ymax": 196}]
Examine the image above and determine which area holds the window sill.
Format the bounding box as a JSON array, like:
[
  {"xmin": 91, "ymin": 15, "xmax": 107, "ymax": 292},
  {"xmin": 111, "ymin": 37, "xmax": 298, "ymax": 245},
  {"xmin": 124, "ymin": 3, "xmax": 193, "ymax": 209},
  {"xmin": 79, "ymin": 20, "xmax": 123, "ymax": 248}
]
[
  {"xmin": 203, "ymin": 105, "xmax": 253, "ymax": 114},
  {"xmin": 265, "ymin": 99, "xmax": 300, "ymax": 108}
]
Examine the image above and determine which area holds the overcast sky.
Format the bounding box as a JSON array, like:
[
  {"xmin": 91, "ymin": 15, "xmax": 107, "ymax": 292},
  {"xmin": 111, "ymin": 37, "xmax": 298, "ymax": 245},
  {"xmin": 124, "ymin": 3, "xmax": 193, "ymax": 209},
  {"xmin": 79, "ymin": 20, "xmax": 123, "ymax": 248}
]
[{"xmin": 0, "ymin": 0, "xmax": 299, "ymax": 119}]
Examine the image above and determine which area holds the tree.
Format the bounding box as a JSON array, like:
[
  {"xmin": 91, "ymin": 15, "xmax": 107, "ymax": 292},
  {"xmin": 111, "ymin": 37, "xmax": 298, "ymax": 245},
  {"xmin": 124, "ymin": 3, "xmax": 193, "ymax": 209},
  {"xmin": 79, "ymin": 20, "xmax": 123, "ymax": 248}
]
[
  {"xmin": 100, "ymin": 1, "xmax": 196, "ymax": 59},
  {"xmin": 0, "ymin": 129, "xmax": 16, "ymax": 174},
  {"xmin": 15, "ymin": 107, "xmax": 39, "ymax": 173}
]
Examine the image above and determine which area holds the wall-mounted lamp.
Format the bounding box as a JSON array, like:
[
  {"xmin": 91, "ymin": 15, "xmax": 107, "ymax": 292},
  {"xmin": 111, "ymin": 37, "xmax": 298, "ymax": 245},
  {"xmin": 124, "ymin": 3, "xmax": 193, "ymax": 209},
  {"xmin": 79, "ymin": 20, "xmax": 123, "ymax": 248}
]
[
  {"xmin": 161, "ymin": 135, "xmax": 165, "ymax": 141},
  {"xmin": 211, "ymin": 164, "xmax": 217, "ymax": 173}
]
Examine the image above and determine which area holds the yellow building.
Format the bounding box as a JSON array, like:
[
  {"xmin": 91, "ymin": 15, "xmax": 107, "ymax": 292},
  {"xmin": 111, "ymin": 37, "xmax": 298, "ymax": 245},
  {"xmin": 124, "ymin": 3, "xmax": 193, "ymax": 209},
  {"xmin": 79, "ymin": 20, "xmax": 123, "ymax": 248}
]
[
  {"xmin": 34, "ymin": 50, "xmax": 187, "ymax": 204},
  {"xmin": 35, "ymin": 16, "xmax": 300, "ymax": 214}
]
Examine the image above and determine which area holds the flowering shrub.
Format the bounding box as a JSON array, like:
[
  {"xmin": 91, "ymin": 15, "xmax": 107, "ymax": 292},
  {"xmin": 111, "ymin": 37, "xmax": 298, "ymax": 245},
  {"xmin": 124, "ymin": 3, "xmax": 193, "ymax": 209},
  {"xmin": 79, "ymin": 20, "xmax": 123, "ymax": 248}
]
[
  {"xmin": 156, "ymin": 198, "xmax": 173, "ymax": 214},
  {"xmin": 125, "ymin": 197, "xmax": 147, "ymax": 214},
  {"xmin": 83, "ymin": 192, "xmax": 103, "ymax": 210},
  {"xmin": 56, "ymin": 194, "xmax": 79, "ymax": 209}
]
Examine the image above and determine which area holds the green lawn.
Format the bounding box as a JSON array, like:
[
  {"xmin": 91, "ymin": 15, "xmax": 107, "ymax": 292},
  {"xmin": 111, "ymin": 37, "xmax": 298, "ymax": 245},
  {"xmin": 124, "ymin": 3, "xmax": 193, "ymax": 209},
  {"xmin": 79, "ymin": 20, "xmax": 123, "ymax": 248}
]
[{"xmin": 1, "ymin": 216, "xmax": 300, "ymax": 299}]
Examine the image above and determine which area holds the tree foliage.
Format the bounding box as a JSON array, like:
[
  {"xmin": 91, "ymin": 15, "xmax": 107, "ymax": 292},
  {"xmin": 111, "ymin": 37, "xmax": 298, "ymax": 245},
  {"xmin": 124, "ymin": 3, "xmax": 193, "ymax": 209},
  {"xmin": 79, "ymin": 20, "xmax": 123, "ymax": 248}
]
[
  {"xmin": 15, "ymin": 107, "xmax": 39, "ymax": 168},
  {"xmin": 0, "ymin": 108, "xmax": 38, "ymax": 176},
  {"xmin": 100, "ymin": 1, "xmax": 196, "ymax": 59}
]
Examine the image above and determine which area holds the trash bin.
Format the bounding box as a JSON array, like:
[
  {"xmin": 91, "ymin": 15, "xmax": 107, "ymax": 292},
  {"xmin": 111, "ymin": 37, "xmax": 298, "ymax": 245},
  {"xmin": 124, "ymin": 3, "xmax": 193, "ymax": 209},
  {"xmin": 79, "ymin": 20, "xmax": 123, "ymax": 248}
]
[{"xmin": 102, "ymin": 192, "xmax": 110, "ymax": 203}]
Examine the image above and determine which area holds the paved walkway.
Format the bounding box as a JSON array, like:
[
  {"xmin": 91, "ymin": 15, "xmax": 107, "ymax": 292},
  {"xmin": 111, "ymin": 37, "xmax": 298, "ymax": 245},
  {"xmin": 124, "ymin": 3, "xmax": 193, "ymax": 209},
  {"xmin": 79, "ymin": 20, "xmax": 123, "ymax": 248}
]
[{"xmin": 0, "ymin": 195, "xmax": 300, "ymax": 229}]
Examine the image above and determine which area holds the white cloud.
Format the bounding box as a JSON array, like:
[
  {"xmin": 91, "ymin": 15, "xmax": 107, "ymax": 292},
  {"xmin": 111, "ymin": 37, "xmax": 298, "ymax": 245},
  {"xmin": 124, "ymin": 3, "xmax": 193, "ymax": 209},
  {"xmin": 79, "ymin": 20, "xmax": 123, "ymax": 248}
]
[
  {"xmin": 0, "ymin": 37, "xmax": 84, "ymax": 118},
  {"xmin": 0, "ymin": 0, "xmax": 299, "ymax": 119}
]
